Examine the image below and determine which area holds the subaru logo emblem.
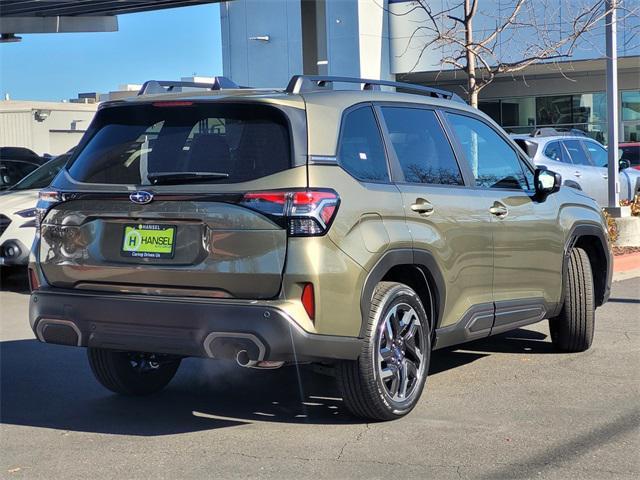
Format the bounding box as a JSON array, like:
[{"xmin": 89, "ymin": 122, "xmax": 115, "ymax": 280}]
[{"xmin": 130, "ymin": 191, "xmax": 153, "ymax": 205}]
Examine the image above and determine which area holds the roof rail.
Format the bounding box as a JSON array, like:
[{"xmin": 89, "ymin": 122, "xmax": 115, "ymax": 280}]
[
  {"xmin": 138, "ymin": 77, "xmax": 240, "ymax": 96},
  {"xmin": 285, "ymin": 75, "xmax": 465, "ymax": 102},
  {"xmin": 530, "ymin": 127, "xmax": 588, "ymax": 138}
]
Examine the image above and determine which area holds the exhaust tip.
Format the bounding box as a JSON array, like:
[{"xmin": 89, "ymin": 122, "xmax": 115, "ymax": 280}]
[
  {"xmin": 236, "ymin": 350, "xmax": 254, "ymax": 367},
  {"xmin": 204, "ymin": 332, "xmax": 266, "ymax": 361}
]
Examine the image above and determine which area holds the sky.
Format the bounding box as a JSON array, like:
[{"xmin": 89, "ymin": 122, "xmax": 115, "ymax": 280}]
[{"xmin": 0, "ymin": 3, "xmax": 223, "ymax": 101}]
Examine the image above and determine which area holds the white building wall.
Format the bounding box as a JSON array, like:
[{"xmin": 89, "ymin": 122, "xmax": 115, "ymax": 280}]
[
  {"xmin": 0, "ymin": 101, "xmax": 97, "ymax": 155},
  {"xmin": 357, "ymin": 0, "xmax": 392, "ymax": 80},
  {"xmin": 325, "ymin": 0, "xmax": 360, "ymax": 78},
  {"xmin": 220, "ymin": 0, "xmax": 392, "ymax": 85},
  {"xmin": 0, "ymin": 111, "xmax": 32, "ymax": 149},
  {"xmin": 220, "ymin": 0, "xmax": 303, "ymax": 87}
]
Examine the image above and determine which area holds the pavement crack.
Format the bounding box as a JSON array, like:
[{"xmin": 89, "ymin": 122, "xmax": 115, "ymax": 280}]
[{"xmin": 336, "ymin": 423, "xmax": 369, "ymax": 461}]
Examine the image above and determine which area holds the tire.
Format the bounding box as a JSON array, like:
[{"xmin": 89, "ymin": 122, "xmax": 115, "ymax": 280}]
[
  {"xmin": 87, "ymin": 348, "xmax": 181, "ymax": 396},
  {"xmin": 336, "ymin": 281, "xmax": 431, "ymax": 421},
  {"xmin": 549, "ymin": 247, "xmax": 595, "ymax": 352}
]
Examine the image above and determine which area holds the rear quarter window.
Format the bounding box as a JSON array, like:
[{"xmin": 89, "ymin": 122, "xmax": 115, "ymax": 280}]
[
  {"xmin": 337, "ymin": 107, "xmax": 389, "ymax": 183},
  {"xmin": 544, "ymin": 141, "xmax": 570, "ymax": 163},
  {"xmin": 67, "ymin": 103, "xmax": 291, "ymax": 185}
]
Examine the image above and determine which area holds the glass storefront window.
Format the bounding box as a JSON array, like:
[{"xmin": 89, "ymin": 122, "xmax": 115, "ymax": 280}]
[
  {"xmin": 480, "ymin": 93, "xmax": 613, "ymax": 143},
  {"xmin": 536, "ymin": 95, "xmax": 573, "ymax": 127},
  {"xmin": 622, "ymin": 90, "xmax": 640, "ymax": 142},
  {"xmin": 502, "ymin": 97, "xmax": 536, "ymax": 129},
  {"xmin": 622, "ymin": 91, "xmax": 640, "ymax": 121},
  {"xmin": 574, "ymin": 93, "xmax": 607, "ymax": 126}
]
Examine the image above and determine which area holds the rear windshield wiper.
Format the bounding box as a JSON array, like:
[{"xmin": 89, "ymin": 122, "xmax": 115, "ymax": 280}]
[{"xmin": 147, "ymin": 171, "xmax": 230, "ymax": 185}]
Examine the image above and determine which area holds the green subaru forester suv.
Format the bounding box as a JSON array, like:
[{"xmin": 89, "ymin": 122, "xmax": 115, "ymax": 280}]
[{"xmin": 29, "ymin": 76, "xmax": 612, "ymax": 420}]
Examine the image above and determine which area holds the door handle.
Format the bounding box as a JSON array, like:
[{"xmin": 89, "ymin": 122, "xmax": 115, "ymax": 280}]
[
  {"xmin": 602, "ymin": 175, "xmax": 608, "ymax": 179},
  {"xmin": 489, "ymin": 201, "xmax": 508, "ymax": 218},
  {"xmin": 410, "ymin": 198, "xmax": 434, "ymax": 215},
  {"xmin": 574, "ymin": 171, "xmax": 582, "ymax": 177}
]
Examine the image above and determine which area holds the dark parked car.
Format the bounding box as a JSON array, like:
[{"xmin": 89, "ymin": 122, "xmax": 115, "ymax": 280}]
[
  {"xmin": 0, "ymin": 147, "xmax": 45, "ymax": 164},
  {"xmin": 619, "ymin": 142, "xmax": 640, "ymax": 171},
  {"xmin": 0, "ymin": 159, "xmax": 41, "ymax": 191},
  {"xmin": 0, "ymin": 147, "xmax": 47, "ymax": 191}
]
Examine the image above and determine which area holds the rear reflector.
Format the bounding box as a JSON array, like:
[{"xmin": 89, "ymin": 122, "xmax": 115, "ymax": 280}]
[
  {"xmin": 301, "ymin": 283, "xmax": 315, "ymax": 321},
  {"xmin": 28, "ymin": 267, "xmax": 40, "ymax": 292}
]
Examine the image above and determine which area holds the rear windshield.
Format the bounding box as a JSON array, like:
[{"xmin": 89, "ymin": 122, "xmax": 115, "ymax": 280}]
[{"xmin": 67, "ymin": 102, "xmax": 291, "ymax": 185}]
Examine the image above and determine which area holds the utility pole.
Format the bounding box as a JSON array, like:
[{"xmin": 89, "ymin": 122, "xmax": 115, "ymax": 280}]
[{"xmin": 605, "ymin": 0, "xmax": 622, "ymax": 213}]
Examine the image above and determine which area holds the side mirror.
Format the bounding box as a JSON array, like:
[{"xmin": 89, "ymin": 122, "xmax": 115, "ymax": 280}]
[
  {"xmin": 619, "ymin": 159, "xmax": 631, "ymax": 171},
  {"xmin": 534, "ymin": 167, "xmax": 561, "ymax": 199}
]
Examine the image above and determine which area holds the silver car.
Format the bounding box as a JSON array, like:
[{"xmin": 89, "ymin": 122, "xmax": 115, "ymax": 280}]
[{"xmin": 511, "ymin": 130, "xmax": 640, "ymax": 206}]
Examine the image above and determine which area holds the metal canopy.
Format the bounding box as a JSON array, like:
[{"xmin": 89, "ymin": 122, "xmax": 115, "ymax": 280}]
[
  {"xmin": 0, "ymin": 1, "xmax": 224, "ymax": 38},
  {"xmin": 0, "ymin": 1, "xmax": 222, "ymax": 17}
]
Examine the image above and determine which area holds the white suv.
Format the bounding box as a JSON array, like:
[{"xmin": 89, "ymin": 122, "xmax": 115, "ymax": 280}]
[
  {"xmin": 0, "ymin": 154, "xmax": 69, "ymax": 269},
  {"xmin": 511, "ymin": 129, "xmax": 640, "ymax": 206}
]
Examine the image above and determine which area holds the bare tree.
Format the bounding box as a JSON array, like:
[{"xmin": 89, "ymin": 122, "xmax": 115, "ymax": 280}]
[{"xmin": 392, "ymin": 0, "xmax": 638, "ymax": 107}]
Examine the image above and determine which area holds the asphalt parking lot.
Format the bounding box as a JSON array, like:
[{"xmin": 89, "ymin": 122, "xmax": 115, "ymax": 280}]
[{"xmin": 1, "ymin": 271, "xmax": 638, "ymax": 480}]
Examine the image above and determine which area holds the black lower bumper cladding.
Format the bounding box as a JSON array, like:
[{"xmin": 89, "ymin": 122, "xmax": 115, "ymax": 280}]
[{"xmin": 29, "ymin": 288, "xmax": 362, "ymax": 363}]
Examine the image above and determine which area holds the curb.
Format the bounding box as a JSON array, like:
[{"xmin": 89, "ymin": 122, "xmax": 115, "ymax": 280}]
[
  {"xmin": 613, "ymin": 252, "xmax": 640, "ymax": 282},
  {"xmin": 613, "ymin": 269, "xmax": 640, "ymax": 282}
]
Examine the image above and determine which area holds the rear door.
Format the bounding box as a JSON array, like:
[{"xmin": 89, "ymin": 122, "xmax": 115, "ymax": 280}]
[
  {"xmin": 378, "ymin": 105, "xmax": 495, "ymax": 333},
  {"xmin": 562, "ymin": 139, "xmax": 605, "ymax": 204},
  {"xmin": 583, "ymin": 139, "xmax": 635, "ymax": 201},
  {"xmin": 39, "ymin": 101, "xmax": 306, "ymax": 299}
]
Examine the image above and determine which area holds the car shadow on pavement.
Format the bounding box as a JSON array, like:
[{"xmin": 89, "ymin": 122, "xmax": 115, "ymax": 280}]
[
  {"xmin": 430, "ymin": 328, "xmax": 554, "ymax": 374},
  {"xmin": 2, "ymin": 326, "xmax": 555, "ymax": 436},
  {"xmin": 0, "ymin": 339, "xmax": 360, "ymax": 435},
  {"xmin": 455, "ymin": 328, "xmax": 556, "ymax": 355},
  {"xmin": 607, "ymin": 297, "xmax": 640, "ymax": 304}
]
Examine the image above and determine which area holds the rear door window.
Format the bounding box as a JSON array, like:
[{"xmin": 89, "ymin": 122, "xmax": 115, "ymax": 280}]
[
  {"xmin": 67, "ymin": 103, "xmax": 291, "ymax": 185},
  {"xmin": 563, "ymin": 140, "xmax": 593, "ymax": 166},
  {"xmin": 381, "ymin": 107, "xmax": 463, "ymax": 185},
  {"xmin": 337, "ymin": 107, "xmax": 389, "ymax": 182}
]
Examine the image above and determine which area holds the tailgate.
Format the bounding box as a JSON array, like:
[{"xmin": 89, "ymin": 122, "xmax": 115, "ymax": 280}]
[
  {"xmin": 37, "ymin": 99, "xmax": 308, "ymax": 299},
  {"xmin": 40, "ymin": 197, "xmax": 286, "ymax": 298}
]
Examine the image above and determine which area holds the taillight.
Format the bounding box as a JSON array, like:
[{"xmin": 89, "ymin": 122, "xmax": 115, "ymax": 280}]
[
  {"xmin": 301, "ymin": 283, "xmax": 315, "ymax": 320},
  {"xmin": 36, "ymin": 190, "xmax": 63, "ymax": 229},
  {"xmin": 241, "ymin": 189, "xmax": 339, "ymax": 236}
]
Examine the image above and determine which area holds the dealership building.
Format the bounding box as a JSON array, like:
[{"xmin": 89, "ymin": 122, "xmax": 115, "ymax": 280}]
[
  {"xmin": 220, "ymin": 0, "xmax": 639, "ymax": 143},
  {"xmin": 2, "ymin": 0, "xmax": 639, "ymax": 143}
]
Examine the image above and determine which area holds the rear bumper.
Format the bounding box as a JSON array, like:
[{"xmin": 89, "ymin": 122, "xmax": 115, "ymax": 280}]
[{"xmin": 29, "ymin": 288, "xmax": 362, "ymax": 363}]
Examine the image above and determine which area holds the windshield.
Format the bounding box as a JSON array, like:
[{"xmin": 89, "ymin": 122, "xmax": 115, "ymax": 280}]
[
  {"xmin": 10, "ymin": 154, "xmax": 70, "ymax": 191},
  {"xmin": 67, "ymin": 102, "xmax": 291, "ymax": 185}
]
